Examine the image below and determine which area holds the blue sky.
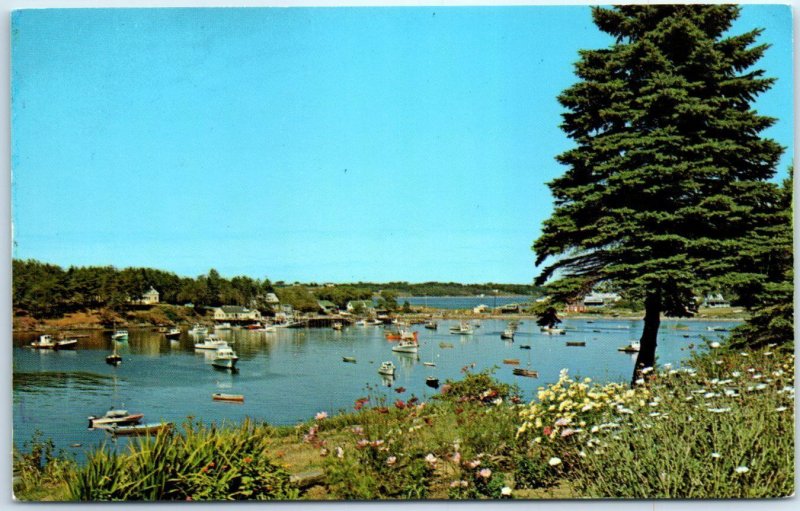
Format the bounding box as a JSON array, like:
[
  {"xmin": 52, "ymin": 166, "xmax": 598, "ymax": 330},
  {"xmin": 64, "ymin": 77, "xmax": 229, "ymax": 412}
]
[{"xmin": 10, "ymin": 5, "xmax": 794, "ymax": 284}]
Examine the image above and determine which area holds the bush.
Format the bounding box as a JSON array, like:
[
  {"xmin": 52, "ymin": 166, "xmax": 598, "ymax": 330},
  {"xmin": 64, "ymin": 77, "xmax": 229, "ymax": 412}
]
[{"xmin": 70, "ymin": 419, "xmax": 298, "ymax": 500}]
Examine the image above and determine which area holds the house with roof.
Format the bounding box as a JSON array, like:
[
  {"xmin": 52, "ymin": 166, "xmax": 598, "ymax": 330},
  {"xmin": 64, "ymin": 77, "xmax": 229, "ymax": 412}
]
[
  {"xmin": 582, "ymin": 292, "xmax": 622, "ymax": 307},
  {"xmin": 212, "ymin": 305, "xmax": 263, "ymax": 323},
  {"xmin": 703, "ymin": 293, "xmax": 730, "ymax": 308},
  {"xmin": 132, "ymin": 286, "xmax": 159, "ymax": 305},
  {"xmin": 346, "ymin": 300, "xmax": 375, "ymax": 314}
]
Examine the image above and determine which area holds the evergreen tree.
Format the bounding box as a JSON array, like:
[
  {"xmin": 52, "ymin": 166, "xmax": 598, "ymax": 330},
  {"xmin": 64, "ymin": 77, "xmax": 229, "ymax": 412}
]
[{"xmin": 533, "ymin": 5, "xmax": 784, "ymax": 384}]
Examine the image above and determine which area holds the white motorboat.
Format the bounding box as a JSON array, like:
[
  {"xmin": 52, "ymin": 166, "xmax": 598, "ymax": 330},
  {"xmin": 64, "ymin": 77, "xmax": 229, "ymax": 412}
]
[
  {"xmin": 30, "ymin": 334, "xmax": 56, "ymax": 349},
  {"xmin": 391, "ymin": 340, "xmax": 419, "ymax": 354},
  {"xmin": 450, "ymin": 322, "xmax": 474, "ymax": 335},
  {"xmin": 501, "ymin": 328, "xmax": 515, "ymax": 340},
  {"xmin": 188, "ymin": 324, "xmax": 209, "ymax": 336},
  {"xmin": 111, "ymin": 329, "xmax": 129, "ymax": 341},
  {"xmin": 618, "ymin": 341, "xmax": 641, "ymax": 353},
  {"xmin": 165, "ymin": 327, "xmax": 181, "ymax": 339},
  {"xmin": 212, "ymin": 346, "xmax": 239, "ymax": 370},
  {"xmin": 540, "ymin": 326, "xmax": 565, "ymax": 335},
  {"xmin": 378, "ymin": 361, "xmax": 396, "ymax": 375},
  {"xmin": 214, "ymin": 322, "xmax": 232, "ymax": 331},
  {"xmin": 88, "ymin": 408, "xmax": 144, "ymax": 429},
  {"xmin": 194, "ymin": 335, "xmax": 229, "ymax": 350}
]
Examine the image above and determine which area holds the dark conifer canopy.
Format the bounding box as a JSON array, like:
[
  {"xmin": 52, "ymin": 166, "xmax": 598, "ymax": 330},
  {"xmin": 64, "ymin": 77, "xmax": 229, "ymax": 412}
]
[{"xmin": 534, "ymin": 5, "xmax": 784, "ymax": 318}]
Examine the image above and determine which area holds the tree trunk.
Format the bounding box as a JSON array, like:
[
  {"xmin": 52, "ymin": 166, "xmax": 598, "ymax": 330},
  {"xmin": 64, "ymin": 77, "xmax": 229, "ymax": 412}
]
[{"xmin": 631, "ymin": 291, "xmax": 661, "ymax": 386}]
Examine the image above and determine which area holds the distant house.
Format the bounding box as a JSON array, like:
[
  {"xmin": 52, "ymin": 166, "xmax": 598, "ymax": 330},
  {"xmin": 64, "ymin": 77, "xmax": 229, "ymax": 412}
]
[
  {"xmin": 473, "ymin": 304, "xmax": 490, "ymax": 314},
  {"xmin": 132, "ymin": 287, "xmax": 159, "ymax": 305},
  {"xmin": 212, "ymin": 306, "xmax": 263, "ymax": 323},
  {"xmin": 703, "ymin": 293, "xmax": 730, "ymax": 308},
  {"xmin": 565, "ymin": 302, "xmax": 586, "ymax": 313},
  {"xmin": 583, "ymin": 293, "xmax": 621, "ymax": 307},
  {"xmin": 346, "ymin": 300, "xmax": 374, "ymax": 314},
  {"xmin": 264, "ymin": 293, "xmax": 280, "ymax": 305},
  {"xmin": 318, "ymin": 300, "xmax": 338, "ymax": 314}
]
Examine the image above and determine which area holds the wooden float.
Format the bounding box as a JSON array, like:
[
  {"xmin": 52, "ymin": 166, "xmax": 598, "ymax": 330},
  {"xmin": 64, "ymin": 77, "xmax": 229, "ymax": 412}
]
[{"xmin": 503, "ymin": 358, "xmax": 520, "ymax": 365}]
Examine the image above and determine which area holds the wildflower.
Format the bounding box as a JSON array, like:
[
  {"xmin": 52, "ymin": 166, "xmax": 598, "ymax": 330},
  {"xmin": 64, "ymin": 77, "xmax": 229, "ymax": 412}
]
[
  {"xmin": 319, "ymin": 448, "xmax": 329, "ymax": 457},
  {"xmin": 561, "ymin": 428, "xmax": 576, "ymax": 438},
  {"xmin": 493, "ymin": 397, "xmax": 503, "ymax": 406},
  {"xmin": 501, "ymin": 486, "xmax": 512, "ymax": 496},
  {"xmin": 425, "ymin": 453, "xmax": 438, "ymax": 466},
  {"xmin": 772, "ymin": 370, "xmax": 784, "ymax": 377},
  {"xmin": 731, "ymin": 371, "xmax": 741, "ymax": 377},
  {"xmin": 662, "ymin": 363, "xmax": 672, "ymax": 370},
  {"xmin": 543, "ymin": 426, "xmax": 553, "ymax": 436},
  {"xmin": 465, "ymin": 459, "xmax": 481, "ymax": 469},
  {"xmin": 395, "ymin": 399, "xmax": 406, "ymax": 409},
  {"xmin": 555, "ymin": 417, "xmax": 571, "ymax": 427},
  {"xmin": 336, "ymin": 447, "xmax": 344, "ymax": 458},
  {"xmin": 356, "ymin": 439, "xmax": 370, "ymax": 449},
  {"xmin": 755, "ymin": 383, "xmax": 768, "ymax": 390},
  {"xmin": 315, "ymin": 411, "xmax": 328, "ymax": 421},
  {"xmin": 764, "ymin": 352, "xmax": 772, "ymax": 356},
  {"xmin": 371, "ymin": 439, "xmax": 385, "ymax": 447},
  {"xmin": 710, "ymin": 342, "xmax": 721, "ymax": 349},
  {"xmin": 386, "ymin": 456, "xmax": 397, "ymax": 466},
  {"xmin": 642, "ymin": 366, "xmax": 654, "ymax": 374},
  {"xmin": 711, "ymin": 452, "xmax": 721, "ymax": 459},
  {"xmin": 578, "ymin": 451, "xmax": 586, "ymax": 458},
  {"xmin": 243, "ymin": 456, "xmax": 253, "ymax": 464},
  {"xmin": 740, "ymin": 352, "xmax": 749, "ymax": 357},
  {"xmin": 478, "ymin": 468, "xmax": 492, "ymax": 479},
  {"xmin": 352, "ymin": 426, "xmax": 364, "ymax": 435},
  {"xmin": 703, "ymin": 392, "xmax": 716, "ymax": 399},
  {"xmin": 775, "ymin": 406, "xmax": 788, "ymax": 412},
  {"xmin": 635, "ymin": 378, "xmax": 645, "ymax": 386},
  {"xmin": 735, "ymin": 466, "xmax": 749, "ymax": 474},
  {"xmin": 707, "ymin": 407, "xmax": 731, "ymax": 413},
  {"xmin": 715, "ymin": 360, "xmax": 723, "ymax": 365},
  {"xmin": 548, "ymin": 457, "xmax": 562, "ymax": 466},
  {"xmin": 724, "ymin": 390, "xmax": 739, "ymax": 397},
  {"xmin": 449, "ymin": 480, "xmax": 469, "ymax": 488},
  {"xmin": 649, "ymin": 412, "xmax": 661, "ymax": 417},
  {"xmin": 752, "ymin": 374, "xmax": 762, "ymax": 380}
]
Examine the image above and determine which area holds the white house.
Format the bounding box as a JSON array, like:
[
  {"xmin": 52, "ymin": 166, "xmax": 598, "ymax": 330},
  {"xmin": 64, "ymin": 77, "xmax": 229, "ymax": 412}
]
[
  {"xmin": 703, "ymin": 293, "xmax": 730, "ymax": 308},
  {"xmin": 264, "ymin": 293, "xmax": 280, "ymax": 304},
  {"xmin": 212, "ymin": 306, "xmax": 263, "ymax": 322},
  {"xmin": 132, "ymin": 287, "xmax": 159, "ymax": 305},
  {"xmin": 583, "ymin": 292, "xmax": 621, "ymax": 307}
]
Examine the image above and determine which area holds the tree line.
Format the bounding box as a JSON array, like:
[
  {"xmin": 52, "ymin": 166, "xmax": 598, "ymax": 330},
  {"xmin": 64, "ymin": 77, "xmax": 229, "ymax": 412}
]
[{"xmin": 12, "ymin": 260, "xmax": 542, "ymax": 318}]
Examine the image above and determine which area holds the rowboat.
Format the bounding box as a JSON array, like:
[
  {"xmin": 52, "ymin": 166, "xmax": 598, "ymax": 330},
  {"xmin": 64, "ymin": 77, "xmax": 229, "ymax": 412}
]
[
  {"xmin": 513, "ymin": 368, "xmax": 539, "ymax": 378},
  {"xmin": 55, "ymin": 338, "xmax": 78, "ymax": 350},
  {"xmin": 566, "ymin": 341, "xmax": 586, "ymax": 347},
  {"xmin": 425, "ymin": 376, "xmax": 440, "ymax": 388},
  {"xmin": 519, "ymin": 345, "xmax": 531, "ymax": 350},
  {"xmin": 88, "ymin": 409, "xmax": 144, "ymax": 429},
  {"xmin": 423, "ymin": 362, "xmax": 436, "ymax": 367},
  {"xmin": 107, "ymin": 422, "xmax": 173, "ymax": 437},
  {"xmin": 212, "ymin": 393, "xmax": 244, "ymax": 402},
  {"xmin": 503, "ymin": 359, "xmax": 520, "ymax": 365},
  {"xmin": 342, "ymin": 356, "xmax": 357, "ymax": 363},
  {"xmin": 540, "ymin": 327, "xmax": 565, "ymax": 335}
]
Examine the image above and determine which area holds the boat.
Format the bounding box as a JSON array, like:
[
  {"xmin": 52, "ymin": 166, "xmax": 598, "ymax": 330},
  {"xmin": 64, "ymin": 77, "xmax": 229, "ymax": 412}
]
[
  {"xmin": 503, "ymin": 358, "xmax": 520, "ymax": 365},
  {"xmin": 425, "ymin": 376, "xmax": 440, "ymax": 388},
  {"xmin": 106, "ymin": 339, "xmax": 122, "ymax": 366},
  {"xmin": 212, "ymin": 393, "xmax": 244, "ymax": 403},
  {"xmin": 566, "ymin": 341, "xmax": 586, "ymax": 347},
  {"xmin": 450, "ymin": 322, "xmax": 474, "ymax": 335},
  {"xmin": 245, "ymin": 323, "xmax": 262, "ymax": 330},
  {"xmin": 513, "ymin": 368, "xmax": 539, "ymax": 378},
  {"xmin": 342, "ymin": 356, "xmax": 357, "ymax": 363},
  {"xmin": 188, "ymin": 324, "xmax": 209, "ymax": 336},
  {"xmin": 385, "ymin": 329, "xmax": 418, "ymax": 342},
  {"xmin": 707, "ymin": 326, "xmax": 729, "ymax": 332},
  {"xmin": 165, "ymin": 327, "xmax": 181, "ymax": 340},
  {"xmin": 618, "ymin": 341, "xmax": 641, "ymax": 353},
  {"xmin": 500, "ymin": 329, "xmax": 515, "ymax": 340},
  {"xmin": 424, "ymin": 320, "xmax": 438, "ymax": 330},
  {"xmin": 519, "ymin": 345, "xmax": 531, "ymax": 350},
  {"xmin": 378, "ymin": 361, "xmax": 396, "ymax": 376},
  {"xmin": 215, "ymin": 322, "xmax": 232, "ymax": 331},
  {"xmin": 111, "ymin": 329, "xmax": 129, "ymax": 341},
  {"xmin": 88, "ymin": 408, "xmax": 144, "ymax": 429},
  {"xmin": 30, "ymin": 334, "xmax": 56, "ymax": 349},
  {"xmin": 423, "ymin": 362, "xmax": 436, "ymax": 367},
  {"xmin": 107, "ymin": 422, "xmax": 173, "ymax": 437},
  {"xmin": 332, "ymin": 322, "xmax": 343, "ymax": 331},
  {"xmin": 55, "ymin": 338, "xmax": 78, "ymax": 350},
  {"xmin": 540, "ymin": 327, "xmax": 565, "ymax": 335},
  {"xmin": 194, "ymin": 335, "xmax": 229, "ymax": 350},
  {"xmin": 368, "ymin": 319, "xmax": 384, "ymax": 326},
  {"xmin": 439, "ymin": 342, "xmax": 454, "ymax": 349},
  {"xmin": 391, "ymin": 340, "xmax": 419, "ymax": 354},
  {"xmin": 355, "ymin": 319, "xmax": 367, "ymax": 326},
  {"xmin": 211, "ymin": 346, "xmax": 239, "ymax": 370}
]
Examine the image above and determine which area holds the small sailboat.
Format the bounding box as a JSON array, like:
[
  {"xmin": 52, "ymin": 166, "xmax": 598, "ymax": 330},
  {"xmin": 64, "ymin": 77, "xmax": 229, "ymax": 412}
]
[{"xmin": 106, "ymin": 340, "xmax": 122, "ymax": 366}]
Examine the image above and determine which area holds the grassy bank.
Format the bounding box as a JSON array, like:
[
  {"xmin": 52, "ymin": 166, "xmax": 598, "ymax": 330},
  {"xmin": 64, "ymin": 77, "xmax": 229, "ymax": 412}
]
[{"xmin": 14, "ymin": 343, "xmax": 792, "ymax": 501}]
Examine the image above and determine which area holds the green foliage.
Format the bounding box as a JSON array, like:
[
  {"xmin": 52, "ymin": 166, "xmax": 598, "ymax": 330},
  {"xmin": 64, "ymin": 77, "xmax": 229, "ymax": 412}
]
[
  {"xmin": 275, "ymin": 286, "xmax": 319, "ymax": 312},
  {"xmin": 13, "ymin": 431, "xmax": 77, "ymax": 501},
  {"xmin": 435, "ymin": 367, "xmax": 521, "ymax": 405},
  {"xmin": 312, "ymin": 286, "xmax": 373, "ymax": 309},
  {"xmin": 377, "ymin": 291, "xmax": 398, "ymax": 311},
  {"xmin": 69, "ymin": 419, "xmax": 298, "ymax": 501},
  {"xmin": 533, "ymin": 4, "xmax": 786, "ymax": 374}
]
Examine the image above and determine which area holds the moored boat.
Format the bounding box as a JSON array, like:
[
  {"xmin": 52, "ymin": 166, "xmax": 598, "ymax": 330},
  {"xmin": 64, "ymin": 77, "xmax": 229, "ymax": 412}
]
[
  {"xmin": 503, "ymin": 358, "xmax": 520, "ymax": 365},
  {"xmin": 55, "ymin": 338, "xmax": 78, "ymax": 350},
  {"xmin": 513, "ymin": 368, "xmax": 539, "ymax": 378},
  {"xmin": 450, "ymin": 322, "xmax": 474, "ymax": 335},
  {"xmin": 30, "ymin": 334, "xmax": 56, "ymax": 349},
  {"xmin": 378, "ymin": 361, "xmax": 396, "ymax": 376},
  {"xmin": 425, "ymin": 376, "xmax": 440, "ymax": 388},
  {"xmin": 540, "ymin": 327, "xmax": 565, "ymax": 335},
  {"xmin": 194, "ymin": 335, "xmax": 229, "ymax": 350},
  {"xmin": 500, "ymin": 328, "xmax": 515, "ymax": 340},
  {"xmin": 211, "ymin": 346, "xmax": 239, "ymax": 370},
  {"xmin": 212, "ymin": 393, "xmax": 244, "ymax": 403},
  {"xmin": 111, "ymin": 329, "xmax": 129, "ymax": 341},
  {"xmin": 519, "ymin": 345, "xmax": 531, "ymax": 350},
  {"xmin": 107, "ymin": 422, "xmax": 172, "ymax": 437},
  {"xmin": 618, "ymin": 341, "xmax": 641, "ymax": 353},
  {"xmin": 165, "ymin": 327, "xmax": 181, "ymax": 339},
  {"xmin": 391, "ymin": 340, "xmax": 419, "ymax": 354},
  {"xmin": 566, "ymin": 341, "xmax": 586, "ymax": 347},
  {"xmin": 423, "ymin": 362, "xmax": 436, "ymax": 367},
  {"xmin": 88, "ymin": 408, "xmax": 144, "ymax": 429},
  {"xmin": 439, "ymin": 342, "xmax": 454, "ymax": 349},
  {"xmin": 424, "ymin": 320, "xmax": 438, "ymax": 330},
  {"xmin": 188, "ymin": 324, "xmax": 209, "ymax": 336},
  {"xmin": 342, "ymin": 356, "xmax": 357, "ymax": 363}
]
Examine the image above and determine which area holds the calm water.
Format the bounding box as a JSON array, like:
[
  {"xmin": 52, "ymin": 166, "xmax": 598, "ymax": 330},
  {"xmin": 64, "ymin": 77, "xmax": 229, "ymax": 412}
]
[
  {"xmin": 404, "ymin": 295, "xmax": 530, "ymax": 309},
  {"xmin": 12, "ymin": 318, "xmax": 734, "ymax": 458}
]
